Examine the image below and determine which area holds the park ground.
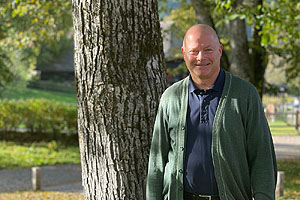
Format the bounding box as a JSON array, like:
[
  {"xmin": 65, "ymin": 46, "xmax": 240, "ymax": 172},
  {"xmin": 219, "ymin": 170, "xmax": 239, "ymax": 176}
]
[{"xmin": 0, "ymin": 86, "xmax": 299, "ymax": 199}]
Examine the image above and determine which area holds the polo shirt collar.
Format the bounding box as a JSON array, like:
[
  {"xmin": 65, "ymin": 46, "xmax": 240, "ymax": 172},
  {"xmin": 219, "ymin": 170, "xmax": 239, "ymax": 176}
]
[{"xmin": 189, "ymin": 68, "xmax": 224, "ymax": 93}]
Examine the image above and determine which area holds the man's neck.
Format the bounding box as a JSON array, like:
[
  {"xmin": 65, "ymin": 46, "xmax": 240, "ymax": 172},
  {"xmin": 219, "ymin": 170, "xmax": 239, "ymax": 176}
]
[{"xmin": 192, "ymin": 69, "xmax": 220, "ymax": 90}]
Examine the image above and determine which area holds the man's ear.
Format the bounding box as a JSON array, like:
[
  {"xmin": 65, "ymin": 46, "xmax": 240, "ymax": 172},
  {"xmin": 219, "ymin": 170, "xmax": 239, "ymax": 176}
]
[
  {"xmin": 219, "ymin": 44, "xmax": 223, "ymax": 56},
  {"xmin": 181, "ymin": 47, "xmax": 185, "ymax": 57}
]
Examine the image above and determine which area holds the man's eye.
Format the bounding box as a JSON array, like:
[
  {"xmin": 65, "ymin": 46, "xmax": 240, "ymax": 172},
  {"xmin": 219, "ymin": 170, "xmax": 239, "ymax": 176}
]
[{"xmin": 189, "ymin": 50, "xmax": 199, "ymax": 55}]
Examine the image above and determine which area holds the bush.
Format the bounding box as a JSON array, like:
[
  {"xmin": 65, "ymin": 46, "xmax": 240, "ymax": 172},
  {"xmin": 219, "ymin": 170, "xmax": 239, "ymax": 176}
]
[
  {"xmin": 0, "ymin": 98, "xmax": 77, "ymax": 139},
  {"xmin": 0, "ymin": 99, "xmax": 23, "ymax": 132}
]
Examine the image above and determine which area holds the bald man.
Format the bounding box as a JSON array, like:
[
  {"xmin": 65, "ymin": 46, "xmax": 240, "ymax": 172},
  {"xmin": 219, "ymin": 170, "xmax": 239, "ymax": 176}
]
[{"xmin": 146, "ymin": 24, "xmax": 277, "ymax": 200}]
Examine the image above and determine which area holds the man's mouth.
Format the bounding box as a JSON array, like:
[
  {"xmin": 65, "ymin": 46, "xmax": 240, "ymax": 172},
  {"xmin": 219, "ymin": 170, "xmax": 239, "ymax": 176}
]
[{"xmin": 196, "ymin": 63, "xmax": 210, "ymax": 67}]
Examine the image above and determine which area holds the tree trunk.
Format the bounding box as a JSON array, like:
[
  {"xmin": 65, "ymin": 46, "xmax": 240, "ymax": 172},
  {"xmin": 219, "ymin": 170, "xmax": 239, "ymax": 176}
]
[
  {"xmin": 72, "ymin": 0, "xmax": 167, "ymax": 199},
  {"xmin": 191, "ymin": 0, "xmax": 214, "ymax": 27},
  {"xmin": 227, "ymin": 18, "xmax": 253, "ymax": 81},
  {"xmin": 251, "ymin": 0, "xmax": 267, "ymax": 98},
  {"xmin": 227, "ymin": 0, "xmax": 253, "ymax": 82},
  {"xmin": 191, "ymin": 0, "xmax": 230, "ymax": 71}
]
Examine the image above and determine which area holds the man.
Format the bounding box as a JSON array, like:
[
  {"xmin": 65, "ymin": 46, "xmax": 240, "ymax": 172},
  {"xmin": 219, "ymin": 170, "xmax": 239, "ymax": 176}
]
[{"xmin": 146, "ymin": 24, "xmax": 277, "ymax": 200}]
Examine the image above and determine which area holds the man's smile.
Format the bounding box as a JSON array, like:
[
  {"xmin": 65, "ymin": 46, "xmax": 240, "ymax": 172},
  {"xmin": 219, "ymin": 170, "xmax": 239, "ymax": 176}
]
[{"xmin": 195, "ymin": 62, "xmax": 210, "ymax": 67}]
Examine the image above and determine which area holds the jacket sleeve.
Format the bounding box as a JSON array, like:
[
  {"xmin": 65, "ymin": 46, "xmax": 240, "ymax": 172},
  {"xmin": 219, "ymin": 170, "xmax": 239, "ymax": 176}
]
[
  {"xmin": 245, "ymin": 87, "xmax": 277, "ymax": 200},
  {"xmin": 146, "ymin": 99, "xmax": 170, "ymax": 200}
]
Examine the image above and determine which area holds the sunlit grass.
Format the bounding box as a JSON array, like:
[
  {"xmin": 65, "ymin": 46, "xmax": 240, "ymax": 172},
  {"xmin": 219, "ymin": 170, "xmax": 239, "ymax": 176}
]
[
  {"xmin": 269, "ymin": 120, "xmax": 299, "ymax": 135},
  {"xmin": 2, "ymin": 86, "xmax": 76, "ymax": 104},
  {"xmin": 0, "ymin": 141, "xmax": 80, "ymax": 169},
  {"xmin": 278, "ymin": 159, "xmax": 300, "ymax": 199}
]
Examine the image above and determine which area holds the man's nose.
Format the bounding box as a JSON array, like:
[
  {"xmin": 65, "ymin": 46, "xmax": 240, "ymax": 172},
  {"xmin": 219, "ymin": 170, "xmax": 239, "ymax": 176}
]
[{"xmin": 196, "ymin": 51, "xmax": 204, "ymax": 60}]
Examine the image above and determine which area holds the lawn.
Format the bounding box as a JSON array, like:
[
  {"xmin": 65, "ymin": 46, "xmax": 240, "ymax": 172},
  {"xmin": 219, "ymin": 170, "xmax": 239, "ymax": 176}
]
[
  {"xmin": 0, "ymin": 141, "xmax": 80, "ymax": 169},
  {"xmin": 277, "ymin": 159, "xmax": 300, "ymax": 199},
  {"xmin": 269, "ymin": 120, "xmax": 299, "ymax": 135},
  {"xmin": 2, "ymin": 86, "xmax": 76, "ymax": 104},
  {"xmin": 0, "ymin": 86, "xmax": 299, "ymax": 199}
]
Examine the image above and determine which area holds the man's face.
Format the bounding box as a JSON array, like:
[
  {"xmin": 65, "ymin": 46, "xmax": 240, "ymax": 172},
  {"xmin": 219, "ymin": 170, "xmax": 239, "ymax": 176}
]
[{"xmin": 182, "ymin": 29, "xmax": 222, "ymax": 82}]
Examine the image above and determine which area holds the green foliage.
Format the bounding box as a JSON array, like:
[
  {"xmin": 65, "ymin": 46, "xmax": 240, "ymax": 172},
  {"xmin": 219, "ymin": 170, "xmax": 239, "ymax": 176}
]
[
  {"xmin": 0, "ymin": 0, "xmax": 73, "ymax": 89},
  {"xmin": 0, "ymin": 98, "xmax": 77, "ymax": 135},
  {"xmin": 213, "ymin": 0, "xmax": 300, "ymax": 84},
  {"xmin": 0, "ymin": 99, "xmax": 22, "ymax": 131},
  {"xmin": 0, "ymin": 0, "xmax": 72, "ymax": 48},
  {"xmin": 0, "ymin": 141, "xmax": 80, "ymax": 169},
  {"xmin": 164, "ymin": 6, "xmax": 196, "ymax": 40},
  {"xmin": 36, "ymin": 37, "xmax": 72, "ymax": 69},
  {"xmin": 166, "ymin": 62, "xmax": 188, "ymax": 78},
  {"xmin": 262, "ymin": 94, "xmax": 293, "ymax": 105},
  {"xmin": 160, "ymin": 0, "xmax": 300, "ymax": 91},
  {"xmin": 0, "ymin": 50, "xmax": 13, "ymax": 94},
  {"xmin": 162, "ymin": 4, "xmax": 196, "ymax": 60},
  {"xmin": 261, "ymin": 1, "xmax": 300, "ymax": 82}
]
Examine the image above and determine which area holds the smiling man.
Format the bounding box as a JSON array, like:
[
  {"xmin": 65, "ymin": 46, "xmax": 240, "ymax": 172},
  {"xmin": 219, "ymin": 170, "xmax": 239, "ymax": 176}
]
[
  {"xmin": 182, "ymin": 24, "xmax": 222, "ymax": 89},
  {"xmin": 146, "ymin": 24, "xmax": 277, "ymax": 200}
]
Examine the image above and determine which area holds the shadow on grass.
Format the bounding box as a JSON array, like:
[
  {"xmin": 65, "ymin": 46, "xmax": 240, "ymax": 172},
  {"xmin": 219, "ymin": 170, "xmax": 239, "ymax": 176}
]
[{"xmin": 0, "ymin": 130, "xmax": 78, "ymax": 146}]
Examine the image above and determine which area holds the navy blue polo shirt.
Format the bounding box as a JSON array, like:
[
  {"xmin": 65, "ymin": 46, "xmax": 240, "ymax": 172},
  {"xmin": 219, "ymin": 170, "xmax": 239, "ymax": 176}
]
[{"xmin": 184, "ymin": 69, "xmax": 225, "ymax": 195}]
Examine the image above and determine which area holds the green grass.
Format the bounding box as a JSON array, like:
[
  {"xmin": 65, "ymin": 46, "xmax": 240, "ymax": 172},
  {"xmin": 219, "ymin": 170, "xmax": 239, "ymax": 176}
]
[
  {"xmin": 269, "ymin": 120, "xmax": 300, "ymax": 135},
  {"xmin": 2, "ymin": 86, "xmax": 76, "ymax": 104},
  {"xmin": 278, "ymin": 159, "xmax": 300, "ymax": 199},
  {"xmin": 0, "ymin": 141, "xmax": 80, "ymax": 169}
]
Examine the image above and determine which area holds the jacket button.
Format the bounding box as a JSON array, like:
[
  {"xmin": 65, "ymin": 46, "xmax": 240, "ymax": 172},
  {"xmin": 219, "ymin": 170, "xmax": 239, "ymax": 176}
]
[
  {"xmin": 180, "ymin": 147, "xmax": 184, "ymax": 151},
  {"xmin": 220, "ymin": 192, "xmax": 224, "ymax": 198},
  {"xmin": 179, "ymin": 169, "xmax": 183, "ymax": 174},
  {"xmin": 181, "ymin": 126, "xmax": 185, "ymax": 130}
]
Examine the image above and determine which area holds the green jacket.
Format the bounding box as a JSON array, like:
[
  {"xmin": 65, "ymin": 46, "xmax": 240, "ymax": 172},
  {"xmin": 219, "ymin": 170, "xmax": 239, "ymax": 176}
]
[{"xmin": 146, "ymin": 71, "xmax": 277, "ymax": 200}]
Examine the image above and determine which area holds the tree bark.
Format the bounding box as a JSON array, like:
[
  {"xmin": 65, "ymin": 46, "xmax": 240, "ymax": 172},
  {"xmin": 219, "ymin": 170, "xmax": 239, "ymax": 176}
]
[
  {"xmin": 251, "ymin": 0, "xmax": 267, "ymax": 98},
  {"xmin": 191, "ymin": 0, "xmax": 214, "ymax": 27},
  {"xmin": 191, "ymin": 0, "xmax": 230, "ymax": 71},
  {"xmin": 191, "ymin": 0, "xmax": 269, "ymax": 98},
  {"xmin": 72, "ymin": 0, "xmax": 166, "ymax": 199},
  {"xmin": 227, "ymin": 18, "xmax": 253, "ymax": 82}
]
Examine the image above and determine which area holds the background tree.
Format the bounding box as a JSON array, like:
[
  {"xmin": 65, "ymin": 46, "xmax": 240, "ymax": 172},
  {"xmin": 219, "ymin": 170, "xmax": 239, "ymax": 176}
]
[
  {"xmin": 72, "ymin": 0, "xmax": 166, "ymax": 199},
  {"xmin": 0, "ymin": 51, "xmax": 13, "ymax": 94},
  {"xmin": 0, "ymin": 0, "xmax": 72, "ymax": 89},
  {"xmin": 0, "ymin": 2, "xmax": 14, "ymax": 93},
  {"xmin": 190, "ymin": 0, "xmax": 230, "ymax": 71}
]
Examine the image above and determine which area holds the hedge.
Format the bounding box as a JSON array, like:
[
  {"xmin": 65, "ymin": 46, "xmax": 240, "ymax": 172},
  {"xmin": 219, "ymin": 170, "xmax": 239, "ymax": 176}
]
[{"xmin": 0, "ymin": 99, "xmax": 77, "ymax": 137}]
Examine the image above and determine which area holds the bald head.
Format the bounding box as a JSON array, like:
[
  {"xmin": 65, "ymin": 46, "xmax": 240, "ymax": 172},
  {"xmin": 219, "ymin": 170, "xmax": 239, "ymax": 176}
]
[
  {"xmin": 181, "ymin": 24, "xmax": 223, "ymax": 88},
  {"xmin": 183, "ymin": 24, "xmax": 220, "ymax": 50}
]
